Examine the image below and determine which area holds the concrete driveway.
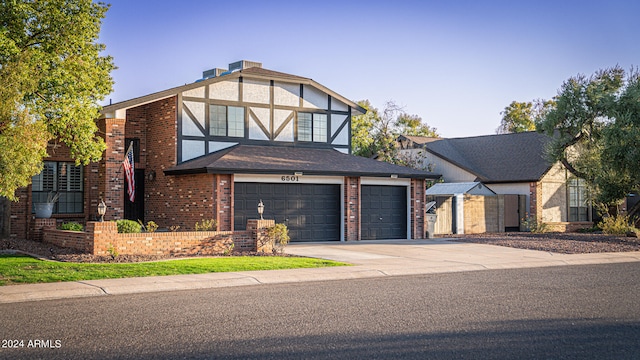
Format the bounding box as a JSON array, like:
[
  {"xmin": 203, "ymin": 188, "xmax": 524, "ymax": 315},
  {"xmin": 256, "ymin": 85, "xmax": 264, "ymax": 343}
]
[{"xmin": 285, "ymin": 238, "xmax": 640, "ymax": 276}]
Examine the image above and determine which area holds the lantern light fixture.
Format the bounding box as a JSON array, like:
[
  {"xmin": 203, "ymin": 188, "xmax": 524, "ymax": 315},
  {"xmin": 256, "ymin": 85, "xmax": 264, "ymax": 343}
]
[
  {"xmin": 257, "ymin": 199, "xmax": 264, "ymax": 220},
  {"xmin": 97, "ymin": 198, "xmax": 107, "ymax": 222}
]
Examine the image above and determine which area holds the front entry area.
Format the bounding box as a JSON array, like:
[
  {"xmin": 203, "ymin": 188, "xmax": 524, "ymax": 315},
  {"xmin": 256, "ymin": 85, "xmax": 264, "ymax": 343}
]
[
  {"xmin": 361, "ymin": 185, "xmax": 408, "ymax": 240},
  {"xmin": 234, "ymin": 182, "xmax": 341, "ymax": 242}
]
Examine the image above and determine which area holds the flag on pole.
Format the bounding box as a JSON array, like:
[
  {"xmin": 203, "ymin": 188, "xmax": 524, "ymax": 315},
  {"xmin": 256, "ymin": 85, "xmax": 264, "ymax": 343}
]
[{"xmin": 123, "ymin": 142, "xmax": 135, "ymax": 202}]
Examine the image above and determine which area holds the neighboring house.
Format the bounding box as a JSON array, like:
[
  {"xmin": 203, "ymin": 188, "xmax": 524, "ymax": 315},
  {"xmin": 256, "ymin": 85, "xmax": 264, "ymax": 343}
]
[
  {"xmin": 9, "ymin": 60, "xmax": 440, "ymax": 242},
  {"xmin": 399, "ymin": 131, "xmax": 593, "ymax": 232}
]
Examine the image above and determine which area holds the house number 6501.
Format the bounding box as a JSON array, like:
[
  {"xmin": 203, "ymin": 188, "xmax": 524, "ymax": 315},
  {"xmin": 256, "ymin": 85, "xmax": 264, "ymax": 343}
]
[{"xmin": 281, "ymin": 176, "xmax": 300, "ymax": 182}]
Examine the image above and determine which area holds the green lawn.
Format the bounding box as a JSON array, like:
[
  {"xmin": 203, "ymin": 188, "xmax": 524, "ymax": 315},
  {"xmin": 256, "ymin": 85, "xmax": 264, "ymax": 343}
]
[{"xmin": 0, "ymin": 254, "xmax": 349, "ymax": 285}]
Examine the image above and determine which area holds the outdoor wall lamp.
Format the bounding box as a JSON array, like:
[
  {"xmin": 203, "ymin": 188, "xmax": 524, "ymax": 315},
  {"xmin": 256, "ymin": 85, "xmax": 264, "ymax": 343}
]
[
  {"xmin": 97, "ymin": 198, "xmax": 107, "ymax": 222},
  {"xmin": 257, "ymin": 199, "xmax": 264, "ymax": 220},
  {"xmin": 148, "ymin": 170, "xmax": 156, "ymax": 181}
]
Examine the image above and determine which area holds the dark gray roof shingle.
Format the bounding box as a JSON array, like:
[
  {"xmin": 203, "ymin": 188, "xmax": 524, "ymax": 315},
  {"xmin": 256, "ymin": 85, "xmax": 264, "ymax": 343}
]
[
  {"xmin": 165, "ymin": 145, "xmax": 440, "ymax": 179},
  {"xmin": 410, "ymin": 132, "xmax": 553, "ymax": 183}
]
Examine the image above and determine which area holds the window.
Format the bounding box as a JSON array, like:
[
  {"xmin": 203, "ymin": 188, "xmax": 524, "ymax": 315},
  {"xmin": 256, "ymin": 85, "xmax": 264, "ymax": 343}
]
[
  {"xmin": 298, "ymin": 113, "xmax": 312, "ymax": 141},
  {"xmin": 209, "ymin": 105, "xmax": 245, "ymax": 137},
  {"xmin": 32, "ymin": 162, "xmax": 83, "ymax": 214},
  {"xmin": 298, "ymin": 113, "xmax": 327, "ymax": 143},
  {"xmin": 568, "ymin": 178, "xmax": 589, "ymax": 222}
]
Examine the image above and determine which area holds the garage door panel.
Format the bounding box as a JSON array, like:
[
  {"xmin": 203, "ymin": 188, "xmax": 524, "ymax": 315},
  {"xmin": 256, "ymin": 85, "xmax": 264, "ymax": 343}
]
[
  {"xmin": 235, "ymin": 183, "xmax": 340, "ymax": 242},
  {"xmin": 361, "ymin": 185, "xmax": 407, "ymax": 240}
]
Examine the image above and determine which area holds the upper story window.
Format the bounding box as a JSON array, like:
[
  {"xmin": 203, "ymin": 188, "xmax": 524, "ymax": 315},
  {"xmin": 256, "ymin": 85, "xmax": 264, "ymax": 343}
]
[
  {"xmin": 568, "ymin": 178, "xmax": 589, "ymax": 222},
  {"xmin": 298, "ymin": 113, "xmax": 327, "ymax": 142},
  {"xmin": 210, "ymin": 105, "xmax": 245, "ymax": 137},
  {"xmin": 32, "ymin": 161, "xmax": 83, "ymax": 214}
]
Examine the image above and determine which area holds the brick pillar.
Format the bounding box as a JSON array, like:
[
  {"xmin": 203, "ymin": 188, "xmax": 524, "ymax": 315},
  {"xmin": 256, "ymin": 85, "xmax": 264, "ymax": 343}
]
[
  {"xmin": 97, "ymin": 118, "xmax": 126, "ymax": 221},
  {"xmin": 9, "ymin": 187, "xmax": 29, "ymax": 239},
  {"xmin": 344, "ymin": 177, "xmax": 361, "ymax": 241},
  {"xmin": 529, "ymin": 181, "xmax": 542, "ymax": 221},
  {"xmin": 86, "ymin": 221, "xmax": 118, "ymax": 255},
  {"xmin": 31, "ymin": 218, "xmax": 56, "ymax": 242},
  {"xmin": 214, "ymin": 174, "xmax": 233, "ymax": 231},
  {"xmin": 247, "ymin": 219, "xmax": 275, "ymax": 252},
  {"xmin": 411, "ymin": 178, "xmax": 426, "ymax": 239}
]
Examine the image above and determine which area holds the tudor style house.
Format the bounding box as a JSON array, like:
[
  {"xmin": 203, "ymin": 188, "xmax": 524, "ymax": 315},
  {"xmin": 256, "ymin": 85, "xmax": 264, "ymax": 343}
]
[
  {"xmin": 9, "ymin": 60, "xmax": 440, "ymax": 242},
  {"xmin": 399, "ymin": 131, "xmax": 593, "ymax": 233}
]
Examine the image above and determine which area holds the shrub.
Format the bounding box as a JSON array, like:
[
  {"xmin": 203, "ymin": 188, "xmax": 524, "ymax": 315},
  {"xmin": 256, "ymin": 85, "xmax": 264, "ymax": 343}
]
[
  {"xmin": 59, "ymin": 222, "xmax": 84, "ymax": 232},
  {"xmin": 106, "ymin": 243, "xmax": 119, "ymax": 259},
  {"xmin": 599, "ymin": 214, "xmax": 638, "ymax": 235},
  {"xmin": 169, "ymin": 225, "xmax": 181, "ymax": 232},
  {"xmin": 521, "ymin": 213, "xmax": 548, "ymax": 233},
  {"xmin": 138, "ymin": 220, "xmax": 159, "ymax": 233},
  {"xmin": 266, "ymin": 223, "xmax": 290, "ymax": 254},
  {"xmin": 116, "ymin": 219, "xmax": 142, "ymax": 233},
  {"xmin": 195, "ymin": 219, "xmax": 217, "ymax": 231}
]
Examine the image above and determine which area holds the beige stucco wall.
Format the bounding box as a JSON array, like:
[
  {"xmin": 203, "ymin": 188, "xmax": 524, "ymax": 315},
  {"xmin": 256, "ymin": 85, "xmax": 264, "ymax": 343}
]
[{"xmin": 540, "ymin": 162, "xmax": 568, "ymax": 223}]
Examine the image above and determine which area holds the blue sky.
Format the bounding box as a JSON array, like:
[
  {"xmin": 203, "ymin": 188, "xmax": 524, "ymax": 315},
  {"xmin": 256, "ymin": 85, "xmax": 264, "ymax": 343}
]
[{"xmin": 99, "ymin": 0, "xmax": 639, "ymax": 138}]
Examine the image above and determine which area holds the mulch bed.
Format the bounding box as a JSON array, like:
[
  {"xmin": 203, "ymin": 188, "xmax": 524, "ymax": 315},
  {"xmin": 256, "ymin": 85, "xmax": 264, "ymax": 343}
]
[
  {"xmin": 0, "ymin": 238, "xmax": 285, "ymax": 263},
  {"xmin": 449, "ymin": 232, "xmax": 640, "ymax": 254}
]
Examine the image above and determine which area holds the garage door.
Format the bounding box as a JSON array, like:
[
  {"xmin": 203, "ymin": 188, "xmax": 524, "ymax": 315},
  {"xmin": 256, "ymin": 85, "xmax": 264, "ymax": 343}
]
[
  {"xmin": 234, "ymin": 183, "xmax": 341, "ymax": 242},
  {"xmin": 361, "ymin": 185, "xmax": 407, "ymax": 240}
]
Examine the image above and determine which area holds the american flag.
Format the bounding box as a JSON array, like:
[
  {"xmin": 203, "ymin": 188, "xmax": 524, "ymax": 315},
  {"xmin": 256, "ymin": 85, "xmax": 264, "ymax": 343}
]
[{"xmin": 123, "ymin": 142, "xmax": 135, "ymax": 202}]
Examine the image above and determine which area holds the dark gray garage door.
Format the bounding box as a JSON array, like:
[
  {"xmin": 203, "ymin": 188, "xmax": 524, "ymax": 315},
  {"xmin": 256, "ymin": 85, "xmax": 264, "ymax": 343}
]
[
  {"xmin": 234, "ymin": 183, "xmax": 341, "ymax": 242},
  {"xmin": 361, "ymin": 185, "xmax": 407, "ymax": 240}
]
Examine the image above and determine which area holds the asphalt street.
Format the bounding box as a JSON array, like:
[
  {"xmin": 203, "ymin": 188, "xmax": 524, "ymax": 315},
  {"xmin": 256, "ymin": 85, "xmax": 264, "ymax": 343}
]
[{"xmin": 1, "ymin": 262, "xmax": 639, "ymax": 359}]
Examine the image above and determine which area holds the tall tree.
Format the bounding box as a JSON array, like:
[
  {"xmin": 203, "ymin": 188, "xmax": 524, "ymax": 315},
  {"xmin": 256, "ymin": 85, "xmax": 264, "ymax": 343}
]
[
  {"xmin": 537, "ymin": 66, "xmax": 640, "ymax": 208},
  {"xmin": 497, "ymin": 99, "xmax": 555, "ymax": 134},
  {"xmin": 397, "ymin": 113, "xmax": 438, "ymax": 137},
  {"xmin": 351, "ymin": 100, "xmax": 379, "ymax": 158},
  {"xmin": 351, "ymin": 100, "xmax": 438, "ymax": 167},
  {"xmin": 0, "ymin": 0, "xmax": 115, "ymax": 200}
]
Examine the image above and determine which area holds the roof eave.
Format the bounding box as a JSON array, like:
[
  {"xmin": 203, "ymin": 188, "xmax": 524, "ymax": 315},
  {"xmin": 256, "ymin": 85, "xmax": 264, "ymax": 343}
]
[{"xmin": 164, "ymin": 167, "xmax": 440, "ymax": 179}]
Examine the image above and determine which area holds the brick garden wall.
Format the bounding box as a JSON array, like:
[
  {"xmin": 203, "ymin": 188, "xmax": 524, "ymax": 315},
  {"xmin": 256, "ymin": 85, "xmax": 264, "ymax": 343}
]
[{"xmin": 42, "ymin": 219, "xmax": 272, "ymax": 256}]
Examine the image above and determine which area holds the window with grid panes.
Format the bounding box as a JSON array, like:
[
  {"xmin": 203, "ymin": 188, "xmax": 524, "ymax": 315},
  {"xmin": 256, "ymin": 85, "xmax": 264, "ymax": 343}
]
[
  {"xmin": 31, "ymin": 161, "xmax": 83, "ymax": 214},
  {"xmin": 568, "ymin": 178, "xmax": 589, "ymax": 221},
  {"xmin": 298, "ymin": 113, "xmax": 327, "ymax": 143},
  {"xmin": 209, "ymin": 105, "xmax": 244, "ymax": 137}
]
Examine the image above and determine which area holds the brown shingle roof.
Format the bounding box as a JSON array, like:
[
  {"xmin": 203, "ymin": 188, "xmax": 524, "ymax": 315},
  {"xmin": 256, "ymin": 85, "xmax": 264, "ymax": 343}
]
[{"xmin": 165, "ymin": 145, "xmax": 440, "ymax": 179}]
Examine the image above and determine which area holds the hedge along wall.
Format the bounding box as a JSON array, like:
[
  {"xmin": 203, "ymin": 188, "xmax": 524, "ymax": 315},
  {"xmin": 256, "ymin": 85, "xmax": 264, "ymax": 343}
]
[{"xmin": 42, "ymin": 220, "xmax": 274, "ymax": 256}]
